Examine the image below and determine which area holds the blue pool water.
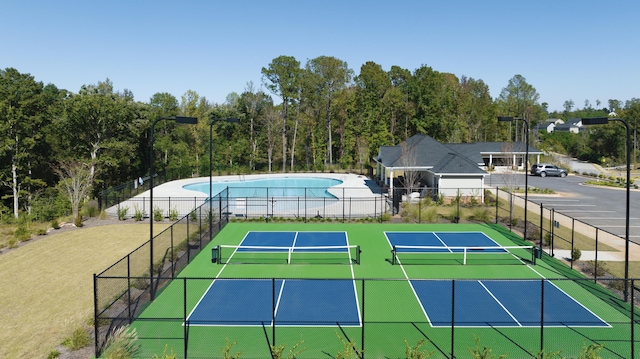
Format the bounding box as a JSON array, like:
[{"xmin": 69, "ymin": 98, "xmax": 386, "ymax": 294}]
[{"xmin": 183, "ymin": 177, "xmax": 343, "ymax": 198}]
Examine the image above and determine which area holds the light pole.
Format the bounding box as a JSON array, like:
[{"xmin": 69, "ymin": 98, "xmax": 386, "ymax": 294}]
[
  {"xmin": 209, "ymin": 117, "xmax": 240, "ymax": 233},
  {"xmin": 581, "ymin": 117, "xmax": 631, "ymax": 301},
  {"xmin": 149, "ymin": 116, "xmax": 198, "ymax": 300},
  {"xmin": 498, "ymin": 116, "xmax": 530, "ymax": 243}
]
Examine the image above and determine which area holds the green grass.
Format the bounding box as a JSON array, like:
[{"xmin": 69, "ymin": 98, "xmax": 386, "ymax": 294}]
[
  {"xmin": 125, "ymin": 222, "xmax": 637, "ymax": 358},
  {"xmin": 0, "ymin": 222, "xmax": 169, "ymax": 359}
]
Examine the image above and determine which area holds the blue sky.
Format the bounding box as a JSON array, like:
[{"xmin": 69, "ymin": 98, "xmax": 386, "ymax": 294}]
[{"xmin": 2, "ymin": 0, "xmax": 638, "ymax": 113}]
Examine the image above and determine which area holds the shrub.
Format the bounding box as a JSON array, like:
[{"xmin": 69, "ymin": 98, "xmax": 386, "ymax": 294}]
[
  {"xmin": 103, "ymin": 325, "xmax": 140, "ymax": 359},
  {"xmin": 404, "ymin": 339, "xmax": 434, "ymax": 358},
  {"xmin": 544, "ymin": 233, "xmax": 553, "ymax": 246},
  {"xmin": 470, "ymin": 208, "xmax": 492, "ymax": 224},
  {"xmin": 190, "ymin": 210, "xmax": 198, "ymax": 222},
  {"xmin": 74, "ymin": 214, "xmax": 83, "ymax": 228},
  {"xmin": 380, "ymin": 212, "xmax": 392, "ymax": 222},
  {"xmin": 334, "ymin": 332, "xmax": 362, "ymax": 359},
  {"xmin": 467, "ymin": 336, "xmax": 506, "ymax": 359},
  {"xmin": 83, "ymin": 200, "xmax": 100, "ymax": 217},
  {"xmin": 117, "ymin": 206, "xmax": 129, "ymax": 221},
  {"xmin": 152, "ymin": 344, "xmax": 177, "ymax": 359},
  {"xmin": 571, "ymin": 248, "xmax": 582, "ymax": 261},
  {"xmin": 153, "ymin": 207, "xmax": 164, "ymax": 222},
  {"xmin": 169, "ymin": 207, "xmax": 179, "ymax": 221},
  {"xmin": 14, "ymin": 219, "xmax": 32, "ymax": 242},
  {"xmin": 37, "ymin": 228, "xmax": 47, "ymax": 236},
  {"xmin": 584, "ymin": 260, "xmax": 607, "ymax": 277},
  {"xmin": 579, "ymin": 341, "xmax": 604, "ymax": 359},
  {"xmin": 270, "ymin": 340, "xmax": 306, "ymax": 359},
  {"xmin": 133, "ymin": 205, "xmax": 144, "ymax": 221},
  {"xmin": 62, "ymin": 327, "xmax": 91, "ymax": 350},
  {"xmin": 51, "ymin": 219, "xmax": 60, "ymax": 229},
  {"xmin": 221, "ymin": 338, "xmax": 242, "ymax": 359},
  {"xmin": 47, "ymin": 349, "xmax": 61, "ymax": 359}
]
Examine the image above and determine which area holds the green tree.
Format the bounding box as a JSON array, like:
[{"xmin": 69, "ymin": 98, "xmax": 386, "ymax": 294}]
[
  {"xmin": 60, "ymin": 79, "xmax": 142, "ymax": 191},
  {"xmin": 304, "ymin": 56, "xmax": 353, "ymax": 166},
  {"xmin": 354, "ymin": 61, "xmax": 393, "ymax": 158},
  {"xmin": 0, "ymin": 68, "xmax": 50, "ymax": 218},
  {"xmin": 262, "ymin": 55, "xmax": 302, "ymax": 171},
  {"xmin": 497, "ymin": 74, "xmax": 540, "ymax": 142}
]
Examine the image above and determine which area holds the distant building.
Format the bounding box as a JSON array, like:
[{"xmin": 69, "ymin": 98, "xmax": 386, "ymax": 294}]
[
  {"xmin": 373, "ymin": 134, "xmax": 542, "ymax": 202},
  {"xmin": 553, "ymin": 118, "xmax": 584, "ymax": 133}
]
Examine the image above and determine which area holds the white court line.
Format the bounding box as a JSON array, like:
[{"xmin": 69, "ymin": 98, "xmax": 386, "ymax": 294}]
[{"xmin": 478, "ymin": 281, "xmax": 522, "ymax": 327}]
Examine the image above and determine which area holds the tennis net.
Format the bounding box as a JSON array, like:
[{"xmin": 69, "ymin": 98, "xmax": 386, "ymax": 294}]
[
  {"xmin": 215, "ymin": 244, "xmax": 361, "ymax": 265},
  {"xmin": 391, "ymin": 245, "xmax": 536, "ymax": 265}
]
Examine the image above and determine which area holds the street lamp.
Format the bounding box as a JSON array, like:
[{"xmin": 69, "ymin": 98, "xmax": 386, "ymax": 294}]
[
  {"xmin": 498, "ymin": 116, "xmax": 530, "ymax": 243},
  {"xmin": 581, "ymin": 117, "xmax": 631, "ymax": 301},
  {"xmin": 209, "ymin": 117, "xmax": 240, "ymax": 233},
  {"xmin": 149, "ymin": 116, "xmax": 198, "ymax": 300}
]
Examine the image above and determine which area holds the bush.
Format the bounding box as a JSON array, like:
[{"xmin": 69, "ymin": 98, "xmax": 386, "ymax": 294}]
[
  {"xmin": 117, "ymin": 206, "xmax": 129, "ymax": 220},
  {"xmin": 103, "ymin": 325, "xmax": 140, "ymax": 359},
  {"xmin": 470, "ymin": 208, "xmax": 492, "ymax": 224},
  {"xmin": 153, "ymin": 207, "xmax": 164, "ymax": 222},
  {"xmin": 51, "ymin": 219, "xmax": 60, "ymax": 229},
  {"xmin": 584, "ymin": 260, "xmax": 607, "ymax": 277},
  {"xmin": 133, "ymin": 206, "xmax": 144, "ymax": 221},
  {"xmin": 74, "ymin": 214, "xmax": 83, "ymax": 228},
  {"xmin": 571, "ymin": 248, "xmax": 582, "ymax": 261},
  {"xmin": 83, "ymin": 200, "xmax": 100, "ymax": 217},
  {"xmin": 62, "ymin": 327, "xmax": 91, "ymax": 350},
  {"xmin": 152, "ymin": 345, "xmax": 177, "ymax": 359},
  {"xmin": 404, "ymin": 339, "xmax": 434, "ymax": 358},
  {"xmin": 47, "ymin": 349, "xmax": 61, "ymax": 359},
  {"xmin": 169, "ymin": 207, "xmax": 179, "ymax": 221},
  {"xmin": 14, "ymin": 215, "xmax": 32, "ymax": 241}
]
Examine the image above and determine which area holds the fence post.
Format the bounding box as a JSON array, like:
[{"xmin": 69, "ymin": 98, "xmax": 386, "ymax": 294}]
[
  {"xmin": 539, "ymin": 203, "xmax": 544, "ymax": 248},
  {"xmin": 631, "ymin": 279, "xmax": 635, "ymax": 358},
  {"xmin": 183, "ymin": 278, "xmax": 188, "ymax": 359},
  {"xmin": 594, "ymin": 228, "xmax": 599, "ymax": 282},
  {"xmin": 361, "ymin": 279, "xmax": 365, "ymax": 358},
  {"xmin": 93, "ymin": 273, "xmax": 100, "ymax": 359},
  {"xmin": 571, "ymin": 219, "xmax": 575, "ymax": 269},
  {"xmin": 451, "ymin": 279, "xmax": 455, "ymax": 359},
  {"xmin": 495, "ymin": 187, "xmax": 499, "ymax": 224},
  {"xmin": 540, "ymin": 279, "xmax": 545, "ymax": 353}
]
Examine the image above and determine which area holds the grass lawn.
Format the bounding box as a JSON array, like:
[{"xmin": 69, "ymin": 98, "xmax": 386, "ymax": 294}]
[{"xmin": 0, "ymin": 221, "xmax": 168, "ymax": 359}]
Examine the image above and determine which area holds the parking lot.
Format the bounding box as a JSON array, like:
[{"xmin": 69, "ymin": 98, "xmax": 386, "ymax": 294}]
[{"xmin": 487, "ymin": 172, "xmax": 640, "ymax": 242}]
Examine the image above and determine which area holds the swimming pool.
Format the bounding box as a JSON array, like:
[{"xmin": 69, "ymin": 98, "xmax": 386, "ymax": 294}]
[{"xmin": 182, "ymin": 177, "xmax": 343, "ymax": 198}]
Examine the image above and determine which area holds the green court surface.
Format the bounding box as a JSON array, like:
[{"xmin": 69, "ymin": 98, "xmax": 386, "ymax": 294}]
[{"xmin": 131, "ymin": 222, "xmax": 637, "ymax": 358}]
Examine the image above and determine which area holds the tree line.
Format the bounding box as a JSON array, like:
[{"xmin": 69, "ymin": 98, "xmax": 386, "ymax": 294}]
[{"xmin": 1, "ymin": 56, "xmax": 639, "ymax": 220}]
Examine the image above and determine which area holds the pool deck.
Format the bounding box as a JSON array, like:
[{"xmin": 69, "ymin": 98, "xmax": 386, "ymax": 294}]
[{"xmin": 106, "ymin": 173, "xmax": 384, "ymax": 219}]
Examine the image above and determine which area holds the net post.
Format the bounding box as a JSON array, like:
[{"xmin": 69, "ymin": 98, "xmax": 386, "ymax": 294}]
[
  {"xmin": 356, "ymin": 245, "xmax": 361, "ymax": 265},
  {"xmin": 391, "ymin": 246, "xmax": 397, "ymax": 265},
  {"xmin": 463, "ymin": 247, "xmax": 467, "ymax": 265}
]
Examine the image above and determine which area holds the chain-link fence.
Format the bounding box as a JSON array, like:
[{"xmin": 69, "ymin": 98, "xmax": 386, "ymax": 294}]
[
  {"xmin": 93, "ymin": 189, "xmax": 229, "ymax": 357},
  {"xmin": 94, "ymin": 276, "xmax": 640, "ymax": 358}
]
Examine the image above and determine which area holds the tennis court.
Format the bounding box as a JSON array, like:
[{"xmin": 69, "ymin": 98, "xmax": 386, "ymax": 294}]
[{"xmin": 129, "ymin": 223, "xmax": 634, "ymax": 358}]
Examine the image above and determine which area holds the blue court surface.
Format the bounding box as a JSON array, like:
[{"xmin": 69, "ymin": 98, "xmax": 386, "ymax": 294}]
[
  {"xmin": 187, "ymin": 278, "xmax": 361, "ymax": 327},
  {"xmin": 412, "ymin": 279, "xmax": 609, "ymax": 327},
  {"xmin": 190, "ymin": 231, "xmax": 360, "ymax": 327},
  {"xmin": 386, "ymin": 231, "xmax": 503, "ymax": 251},
  {"xmin": 240, "ymin": 230, "xmax": 350, "ymax": 248}
]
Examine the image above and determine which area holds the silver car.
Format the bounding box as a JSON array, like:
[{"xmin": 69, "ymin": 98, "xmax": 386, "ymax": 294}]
[{"xmin": 530, "ymin": 164, "xmax": 568, "ymax": 177}]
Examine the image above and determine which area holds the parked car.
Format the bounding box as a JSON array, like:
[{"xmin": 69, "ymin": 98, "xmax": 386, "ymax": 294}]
[{"xmin": 530, "ymin": 163, "xmax": 568, "ymax": 177}]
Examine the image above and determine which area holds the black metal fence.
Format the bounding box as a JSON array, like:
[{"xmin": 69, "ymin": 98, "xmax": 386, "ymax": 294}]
[
  {"xmin": 93, "ymin": 189, "xmax": 230, "ymax": 357},
  {"xmin": 94, "ymin": 184, "xmax": 640, "ymax": 358},
  {"xmin": 94, "ymin": 276, "xmax": 640, "ymax": 358},
  {"xmin": 105, "ymin": 188, "xmax": 388, "ymax": 222}
]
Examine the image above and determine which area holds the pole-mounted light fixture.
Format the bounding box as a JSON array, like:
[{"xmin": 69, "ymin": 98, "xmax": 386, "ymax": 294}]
[
  {"xmin": 581, "ymin": 117, "xmax": 631, "ymax": 302},
  {"xmin": 209, "ymin": 117, "xmax": 240, "ymax": 234},
  {"xmin": 498, "ymin": 116, "xmax": 530, "ymax": 243},
  {"xmin": 149, "ymin": 116, "xmax": 197, "ymax": 300}
]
